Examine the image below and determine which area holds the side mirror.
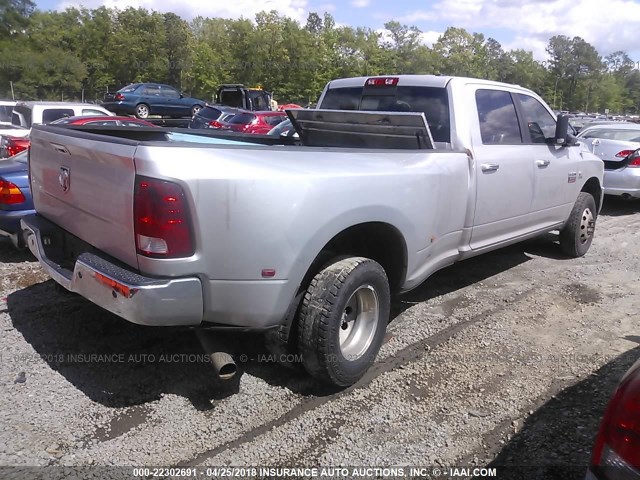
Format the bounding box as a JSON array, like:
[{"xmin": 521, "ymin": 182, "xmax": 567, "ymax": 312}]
[{"xmin": 554, "ymin": 114, "xmax": 576, "ymax": 146}]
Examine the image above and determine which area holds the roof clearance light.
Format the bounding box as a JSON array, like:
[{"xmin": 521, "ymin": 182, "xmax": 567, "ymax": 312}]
[{"xmin": 365, "ymin": 77, "xmax": 399, "ymax": 87}]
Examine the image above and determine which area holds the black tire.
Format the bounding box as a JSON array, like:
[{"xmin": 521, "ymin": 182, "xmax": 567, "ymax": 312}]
[
  {"xmin": 559, "ymin": 192, "xmax": 597, "ymax": 257},
  {"xmin": 297, "ymin": 257, "xmax": 390, "ymax": 387},
  {"xmin": 135, "ymin": 103, "xmax": 150, "ymax": 119},
  {"xmin": 191, "ymin": 104, "xmax": 203, "ymax": 116}
]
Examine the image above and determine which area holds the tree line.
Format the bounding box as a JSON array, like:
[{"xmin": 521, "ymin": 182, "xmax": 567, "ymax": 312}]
[{"xmin": 1, "ymin": 0, "xmax": 640, "ymax": 113}]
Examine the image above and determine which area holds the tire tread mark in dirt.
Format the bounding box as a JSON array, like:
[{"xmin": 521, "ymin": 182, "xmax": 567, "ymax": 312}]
[{"xmin": 178, "ymin": 288, "xmax": 537, "ymax": 466}]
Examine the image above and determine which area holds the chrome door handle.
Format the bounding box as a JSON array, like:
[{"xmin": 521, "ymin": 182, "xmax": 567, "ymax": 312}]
[
  {"xmin": 481, "ymin": 163, "xmax": 500, "ymax": 172},
  {"xmin": 536, "ymin": 159, "xmax": 551, "ymax": 168}
]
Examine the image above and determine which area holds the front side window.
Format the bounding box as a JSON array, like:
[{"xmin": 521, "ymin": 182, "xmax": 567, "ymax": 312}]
[
  {"xmin": 515, "ymin": 94, "xmax": 556, "ymax": 143},
  {"xmin": 475, "ymin": 90, "xmax": 522, "ymax": 144},
  {"xmin": 161, "ymin": 86, "xmax": 180, "ymax": 99}
]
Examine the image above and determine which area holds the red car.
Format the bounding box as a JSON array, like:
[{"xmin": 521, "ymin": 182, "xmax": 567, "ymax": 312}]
[
  {"xmin": 222, "ymin": 111, "xmax": 287, "ymax": 135},
  {"xmin": 587, "ymin": 356, "xmax": 640, "ymax": 479},
  {"xmin": 0, "ymin": 116, "xmax": 157, "ymax": 159},
  {"xmin": 51, "ymin": 115, "xmax": 157, "ymax": 127},
  {"xmin": 0, "ymin": 136, "xmax": 30, "ymax": 158}
]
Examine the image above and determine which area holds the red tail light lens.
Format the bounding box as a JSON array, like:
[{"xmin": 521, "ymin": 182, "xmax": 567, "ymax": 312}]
[
  {"xmin": 591, "ymin": 364, "xmax": 640, "ymax": 471},
  {"xmin": 1, "ymin": 137, "xmax": 29, "ymax": 157},
  {"xmin": 208, "ymin": 120, "xmax": 223, "ymax": 129},
  {"xmin": 628, "ymin": 156, "xmax": 640, "ymax": 168},
  {"xmin": 615, "ymin": 150, "xmax": 636, "ymax": 158},
  {"xmin": 114, "ymin": 93, "xmax": 125, "ymax": 101},
  {"xmin": 0, "ymin": 180, "xmax": 26, "ymax": 205},
  {"xmin": 365, "ymin": 77, "xmax": 399, "ymax": 87},
  {"xmin": 134, "ymin": 176, "xmax": 194, "ymax": 258}
]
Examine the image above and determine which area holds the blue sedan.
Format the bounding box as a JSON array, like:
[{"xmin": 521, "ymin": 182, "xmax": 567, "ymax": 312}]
[
  {"xmin": 102, "ymin": 83, "xmax": 206, "ymax": 119},
  {"xmin": 0, "ymin": 150, "xmax": 33, "ymax": 248}
]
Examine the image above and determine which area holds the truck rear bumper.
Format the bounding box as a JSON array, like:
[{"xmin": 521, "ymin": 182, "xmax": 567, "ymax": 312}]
[{"xmin": 21, "ymin": 214, "xmax": 204, "ymax": 327}]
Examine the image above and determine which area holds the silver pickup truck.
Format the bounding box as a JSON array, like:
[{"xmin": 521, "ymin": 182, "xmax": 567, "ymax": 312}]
[{"xmin": 21, "ymin": 75, "xmax": 604, "ymax": 387}]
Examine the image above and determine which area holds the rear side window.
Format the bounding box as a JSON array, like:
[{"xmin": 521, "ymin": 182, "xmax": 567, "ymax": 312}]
[
  {"xmin": 475, "ymin": 90, "xmax": 522, "ymax": 144},
  {"xmin": 85, "ymin": 120, "xmax": 118, "ymax": 126},
  {"xmin": 119, "ymin": 84, "xmax": 140, "ymax": 93},
  {"xmin": 142, "ymin": 86, "xmax": 161, "ymax": 96},
  {"xmin": 229, "ymin": 113, "xmax": 256, "ymax": 124},
  {"xmin": 515, "ymin": 94, "xmax": 556, "ymax": 143},
  {"xmin": 42, "ymin": 108, "xmax": 75, "ymax": 124},
  {"xmin": 264, "ymin": 115, "xmax": 286, "ymax": 126},
  {"xmin": 82, "ymin": 109, "xmax": 108, "ymax": 116},
  {"xmin": 198, "ymin": 107, "xmax": 223, "ymax": 120},
  {"xmin": 319, "ymin": 85, "xmax": 451, "ymax": 142}
]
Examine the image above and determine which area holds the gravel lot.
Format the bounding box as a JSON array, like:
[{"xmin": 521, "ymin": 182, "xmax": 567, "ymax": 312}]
[{"xmin": 1, "ymin": 197, "xmax": 639, "ymax": 479}]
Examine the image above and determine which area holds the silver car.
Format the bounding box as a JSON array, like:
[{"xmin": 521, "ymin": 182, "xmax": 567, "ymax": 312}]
[{"xmin": 578, "ymin": 123, "xmax": 640, "ymax": 199}]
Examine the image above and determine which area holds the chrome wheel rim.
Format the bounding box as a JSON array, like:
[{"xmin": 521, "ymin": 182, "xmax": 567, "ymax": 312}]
[
  {"xmin": 339, "ymin": 285, "xmax": 379, "ymax": 361},
  {"xmin": 137, "ymin": 105, "xmax": 149, "ymax": 118},
  {"xmin": 579, "ymin": 207, "xmax": 595, "ymax": 244},
  {"xmin": 192, "ymin": 105, "xmax": 201, "ymax": 115}
]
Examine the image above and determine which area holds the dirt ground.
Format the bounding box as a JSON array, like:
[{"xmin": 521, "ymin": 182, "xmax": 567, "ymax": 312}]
[{"xmin": 0, "ymin": 197, "xmax": 639, "ymax": 479}]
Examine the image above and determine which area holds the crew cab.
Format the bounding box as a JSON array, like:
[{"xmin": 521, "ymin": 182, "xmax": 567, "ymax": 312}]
[{"xmin": 21, "ymin": 75, "xmax": 604, "ymax": 387}]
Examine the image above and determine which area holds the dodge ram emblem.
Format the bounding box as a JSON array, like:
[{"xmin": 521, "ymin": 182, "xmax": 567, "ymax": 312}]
[{"xmin": 59, "ymin": 166, "xmax": 70, "ymax": 192}]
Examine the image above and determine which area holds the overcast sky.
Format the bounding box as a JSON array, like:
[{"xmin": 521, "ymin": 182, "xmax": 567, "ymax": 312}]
[{"xmin": 35, "ymin": 0, "xmax": 640, "ymax": 64}]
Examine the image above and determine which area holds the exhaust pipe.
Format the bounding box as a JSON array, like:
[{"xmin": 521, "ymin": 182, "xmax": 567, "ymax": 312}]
[{"xmin": 195, "ymin": 330, "xmax": 237, "ymax": 381}]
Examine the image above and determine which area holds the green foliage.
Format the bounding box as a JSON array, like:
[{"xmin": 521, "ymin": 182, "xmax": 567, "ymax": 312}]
[{"xmin": 0, "ymin": 6, "xmax": 639, "ymax": 114}]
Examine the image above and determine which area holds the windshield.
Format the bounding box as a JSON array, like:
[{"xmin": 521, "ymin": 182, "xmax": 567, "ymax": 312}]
[{"xmin": 319, "ymin": 85, "xmax": 451, "ymax": 143}]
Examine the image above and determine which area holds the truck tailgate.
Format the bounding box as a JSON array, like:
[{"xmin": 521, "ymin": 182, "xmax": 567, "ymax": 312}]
[{"xmin": 29, "ymin": 127, "xmax": 139, "ymax": 268}]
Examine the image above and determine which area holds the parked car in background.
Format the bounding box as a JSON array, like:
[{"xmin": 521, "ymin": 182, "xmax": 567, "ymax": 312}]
[
  {"xmin": 51, "ymin": 115, "xmax": 157, "ymax": 127},
  {"xmin": 577, "ymin": 124, "xmax": 640, "ymax": 199},
  {"xmin": 189, "ymin": 105, "xmax": 239, "ymax": 129},
  {"xmin": 215, "ymin": 84, "xmax": 273, "ymax": 111},
  {"xmin": 586, "ymin": 356, "xmax": 640, "ymax": 479},
  {"xmin": 0, "ymin": 136, "xmax": 30, "ymax": 158},
  {"xmin": 0, "ymin": 150, "xmax": 32, "ymax": 248},
  {"xmin": 102, "ymin": 83, "xmax": 205, "ymax": 119},
  {"xmin": 221, "ymin": 110, "xmax": 287, "ymax": 134},
  {"xmin": 0, "ymin": 100, "xmax": 16, "ymax": 125},
  {"xmin": 267, "ymin": 119, "xmax": 298, "ymax": 138},
  {"xmin": 11, "ymin": 102, "xmax": 113, "ymax": 128}
]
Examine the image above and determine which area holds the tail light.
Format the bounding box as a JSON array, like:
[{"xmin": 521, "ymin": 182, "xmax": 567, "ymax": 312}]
[
  {"xmin": 615, "ymin": 150, "xmax": 636, "ymax": 158},
  {"xmin": 208, "ymin": 120, "xmax": 223, "ymax": 129},
  {"xmin": 1, "ymin": 137, "xmax": 28, "ymax": 157},
  {"xmin": 591, "ymin": 364, "xmax": 640, "ymax": 477},
  {"xmin": 134, "ymin": 176, "xmax": 194, "ymax": 258},
  {"xmin": 628, "ymin": 155, "xmax": 640, "ymax": 168},
  {"xmin": 0, "ymin": 180, "xmax": 26, "ymax": 205},
  {"xmin": 114, "ymin": 93, "xmax": 125, "ymax": 101}
]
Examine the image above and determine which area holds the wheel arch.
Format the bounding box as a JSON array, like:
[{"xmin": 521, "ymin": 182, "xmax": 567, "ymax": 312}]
[{"xmin": 581, "ymin": 176, "xmax": 603, "ymax": 212}]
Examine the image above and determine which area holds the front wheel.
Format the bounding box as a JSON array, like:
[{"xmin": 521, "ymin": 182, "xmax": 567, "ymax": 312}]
[
  {"xmin": 297, "ymin": 257, "xmax": 390, "ymax": 387},
  {"xmin": 559, "ymin": 192, "xmax": 597, "ymax": 257},
  {"xmin": 135, "ymin": 103, "xmax": 150, "ymax": 119}
]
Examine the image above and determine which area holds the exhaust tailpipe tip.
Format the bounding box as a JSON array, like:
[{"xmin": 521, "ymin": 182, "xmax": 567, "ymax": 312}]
[{"xmin": 209, "ymin": 351, "xmax": 237, "ymax": 381}]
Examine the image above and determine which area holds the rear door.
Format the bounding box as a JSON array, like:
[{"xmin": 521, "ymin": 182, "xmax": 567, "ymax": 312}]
[
  {"xmin": 470, "ymin": 88, "xmax": 534, "ymax": 249},
  {"xmin": 29, "ymin": 127, "xmax": 139, "ymax": 268}
]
